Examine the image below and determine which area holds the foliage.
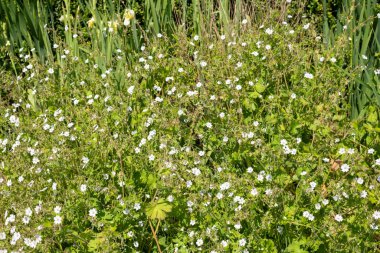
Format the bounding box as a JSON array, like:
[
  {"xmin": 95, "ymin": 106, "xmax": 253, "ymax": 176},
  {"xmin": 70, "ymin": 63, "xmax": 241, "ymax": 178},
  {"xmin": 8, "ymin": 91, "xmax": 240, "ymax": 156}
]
[
  {"xmin": 322, "ymin": 0, "xmax": 380, "ymax": 120},
  {"xmin": 146, "ymin": 199, "xmax": 172, "ymax": 221},
  {"xmin": 0, "ymin": 1, "xmax": 380, "ymax": 253}
]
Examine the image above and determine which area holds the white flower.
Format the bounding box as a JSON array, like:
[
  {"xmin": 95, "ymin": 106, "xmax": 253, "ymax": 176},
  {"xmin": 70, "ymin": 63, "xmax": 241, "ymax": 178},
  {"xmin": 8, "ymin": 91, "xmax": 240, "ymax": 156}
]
[
  {"xmin": 148, "ymin": 154, "xmax": 155, "ymax": 161},
  {"xmin": 196, "ymin": 238, "xmax": 203, "ymax": 247},
  {"xmin": 54, "ymin": 216, "xmax": 62, "ymax": 225},
  {"xmin": 82, "ymin": 156, "xmax": 89, "ymax": 165},
  {"xmin": 54, "ymin": 206, "xmax": 61, "ymax": 214},
  {"xmin": 330, "ymin": 57, "xmax": 337, "ymax": 63},
  {"xmin": 167, "ymin": 195, "xmax": 174, "ymax": 202},
  {"xmin": 206, "ymin": 122, "xmax": 212, "ymax": 128},
  {"xmin": 177, "ymin": 109, "xmax": 185, "ymax": 116},
  {"xmin": 233, "ymin": 196, "xmax": 245, "ymax": 204},
  {"xmin": 303, "ymin": 211, "xmax": 314, "ymax": 221},
  {"xmin": 80, "ymin": 184, "xmax": 87, "ymax": 192},
  {"xmin": 221, "ymin": 240, "xmax": 228, "ymax": 247},
  {"xmin": 239, "ymin": 238, "xmax": 247, "ymax": 247},
  {"xmin": 191, "ymin": 167, "xmax": 201, "ymax": 176},
  {"xmin": 341, "ymin": 163, "xmax": 350, "ymax": 172},
  {"xmin": 304, "ymin": 72, "xmax": 314, "ymax": 79},
  {"xmin": 334, "ymin": 214, "xmax": 343, "ymax": 222},
  {"xmin": 220, "ymin": 182, "xmax": 231, "ymax": 191},
  {"xmin": 338, "ymin": 148, "xmax": 346, "ymax": 154},
  {"xmin": 89, "ymin": 208, "xmax": 97, "ymax": 218},
  {"xmin": 368, "ymin": 148, "xmax": 375, "ymax": 154},
  {"xmin": 127, "ymin": 86, "xmax": 135, "ymax": 95},
  {"xmin": 250, "ymin": 188, "xmax": 258, "ymax": 196},
  {"xmin": 291, "ymin": 93, "xmax": 297, "ymax": 99},
  {"xmin": 32, "ymin": 157, "xmax": 39, "ymax": 164},
  {"xmin": 48, "ymin": 68, "xmax": 54, "ymax": 74},
  {"xmin": 25, "ymin": 207, "xmax": 33, "ymax": 216},
  {"xmin": 373, "ymin": 211, "xmax": 380, "ymax": 220},
  {"xmin": 200, "ymin": 61, "xmax": 207, "ymax": 67},
  {"xmin": 11, "ymin": 232, "xmax": 21, "ymax": 245},
  {"xmin": 265, "ymin": 28, "xmax": 273, "ymax": 35},
  {"xmin": 22, "ymin": 216, "xmax": 30, "ymax": 224},
  {"xmin": 134, "ymin": 203, "xmax": 141, "ymax": 211}
]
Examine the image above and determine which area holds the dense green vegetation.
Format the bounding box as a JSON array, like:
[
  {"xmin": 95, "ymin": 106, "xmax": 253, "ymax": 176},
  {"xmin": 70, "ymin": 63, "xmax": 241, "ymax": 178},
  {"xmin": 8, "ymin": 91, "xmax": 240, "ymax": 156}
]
[{"xmin": 0, "ymin": 0, "xmax": 379, "ymax": 252}]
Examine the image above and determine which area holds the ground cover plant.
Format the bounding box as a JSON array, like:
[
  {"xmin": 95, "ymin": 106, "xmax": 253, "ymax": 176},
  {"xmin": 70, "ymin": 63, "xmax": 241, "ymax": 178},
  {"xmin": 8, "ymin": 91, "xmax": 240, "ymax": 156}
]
[{"xmin": 0, "ymin": 0, "xmax": 380, "ymax": 252}]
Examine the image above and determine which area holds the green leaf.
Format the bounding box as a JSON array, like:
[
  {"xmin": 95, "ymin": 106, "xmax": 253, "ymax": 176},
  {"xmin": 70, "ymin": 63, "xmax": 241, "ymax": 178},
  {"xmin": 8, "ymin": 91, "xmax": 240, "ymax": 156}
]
[
  {"xmin": 254, "ymin": 83, "xmax": 266, "ymax": 93},
  {"xmin": 367, "ymin": 111, "xmax": 378, "ymax": 123},
  {"xmin": 27, "ymin": 89, "xmax": 38, "ymax": 112},
  {"xmin": 145, "ymin": 198, "xmax": 172, "ymax": 220},
  {"xmin": 284, "ymin": 238, "xmax": 308, "ymax": 253},
  {"xmin": 88, "ymin": 234, "xmax": 106, "ymax": 252}
]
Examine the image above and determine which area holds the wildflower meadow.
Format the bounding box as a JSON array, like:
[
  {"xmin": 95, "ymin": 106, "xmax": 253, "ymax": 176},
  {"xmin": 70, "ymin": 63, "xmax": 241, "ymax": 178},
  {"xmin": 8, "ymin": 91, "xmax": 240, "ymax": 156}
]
[{"xmin": 0, "ymin": 0, "xmax": 379, "ymax": 252}]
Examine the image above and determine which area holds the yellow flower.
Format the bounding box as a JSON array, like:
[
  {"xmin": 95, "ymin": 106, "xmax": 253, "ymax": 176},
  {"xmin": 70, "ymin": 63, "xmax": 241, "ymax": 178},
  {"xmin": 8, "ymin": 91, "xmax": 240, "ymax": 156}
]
[
  {"xmin": 59, "ymin": 14, "xmax": 73, "ymax": 22},
  {"xmin": 124, "ymin": 9, "xmax": 135, "ymax": 20},
  {"xmin": 107, "ymin": 20, "xmax": 119, "ymax": 32},
  {"xmin": 87, "ymin": 17, "xmax": 95, "ymax": 28},
  {"xmin": 123, "ymin": 9, "xmax": 135, "ymax": 27}
]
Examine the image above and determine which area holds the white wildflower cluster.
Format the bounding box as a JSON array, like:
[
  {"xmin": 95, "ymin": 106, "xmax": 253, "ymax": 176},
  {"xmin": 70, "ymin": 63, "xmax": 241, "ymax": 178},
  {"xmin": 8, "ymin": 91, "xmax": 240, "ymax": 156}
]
[
  {"xmin": 1, "ymin": 14, "xmax": 379, "ymax": 252},
  {"xmin": 280, "ymin": 139, "xmax": 297, "ymax": 155}
]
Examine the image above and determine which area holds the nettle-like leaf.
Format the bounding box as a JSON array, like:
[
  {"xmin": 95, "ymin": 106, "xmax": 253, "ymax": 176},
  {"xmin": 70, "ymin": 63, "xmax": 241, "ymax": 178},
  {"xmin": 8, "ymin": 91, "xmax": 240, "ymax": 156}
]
[{"xmin": 145, "ymin": 198, "xmax": 172, "ymax": 220}]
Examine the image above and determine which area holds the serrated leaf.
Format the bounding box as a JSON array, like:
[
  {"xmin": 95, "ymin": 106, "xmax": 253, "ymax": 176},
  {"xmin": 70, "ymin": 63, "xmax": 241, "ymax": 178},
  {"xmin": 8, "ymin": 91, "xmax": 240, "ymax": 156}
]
[{"xmin": 145, "ymin": 198, "xmax": 172, "ymax": 220}]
